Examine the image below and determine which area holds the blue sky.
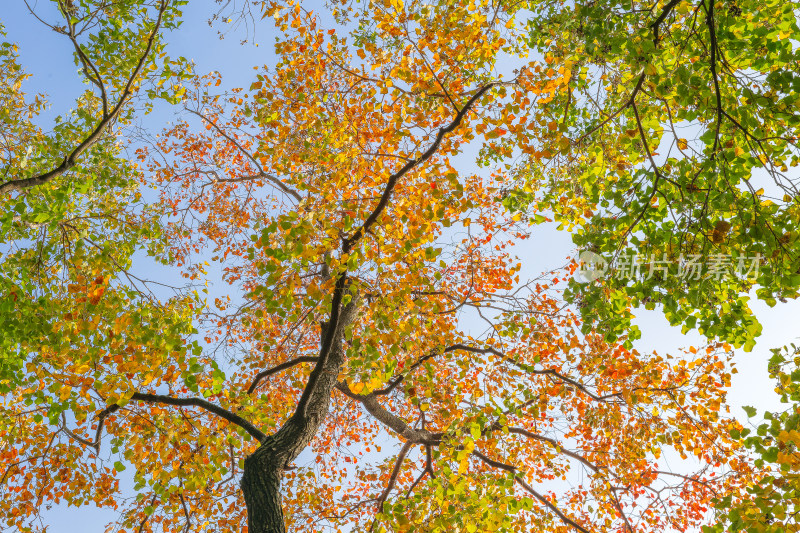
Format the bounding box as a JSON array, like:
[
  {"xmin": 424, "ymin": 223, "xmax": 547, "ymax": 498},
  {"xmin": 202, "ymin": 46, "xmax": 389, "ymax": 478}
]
[{"xmin": 4, "ymin": 2, "xmax": 799, "ymax": 531}]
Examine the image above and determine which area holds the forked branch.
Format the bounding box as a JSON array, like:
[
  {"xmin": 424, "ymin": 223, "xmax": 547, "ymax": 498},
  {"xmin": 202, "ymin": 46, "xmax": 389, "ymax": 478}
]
[{"xmin": 0, "ymin": 0, "xmax": 169, "ymax": 194}]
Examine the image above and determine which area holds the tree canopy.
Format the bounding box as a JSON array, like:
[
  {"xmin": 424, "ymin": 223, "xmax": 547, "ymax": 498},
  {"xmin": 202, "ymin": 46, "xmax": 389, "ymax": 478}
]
[
  {"xmin": 706, "ymin": 344, "xmax": 800, "ymax": 533},
  {"xmin": 510, "ymin": 0, "xmax": 800, "ymax": 349},
  {"xmin": 0, "ymin": 0, "xmax": 189, "ymax": 385},
  {"xmin": 1, "ymin": 1, "xmax": 796, "ymax": 533}
]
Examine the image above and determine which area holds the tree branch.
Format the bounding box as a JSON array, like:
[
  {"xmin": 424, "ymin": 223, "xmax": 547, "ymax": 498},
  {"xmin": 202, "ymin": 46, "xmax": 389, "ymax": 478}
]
[
  {"xmin": 335, "ymin": 382, "xmax": 440, "ymax": 444},
  {"xmin": 137, "ymin": 493, "xmax": 158, "ymax": 533},
  {"xmin": 702, "ymin": 0, "xmax": 723, "ymax": 152},
  {"xmin": 471, "ymin": 451, "xmax": 592, "ymax": 533},
  {"xmin": 372, "ymin": 350, "xmax": 442, "ymax": 396},
  {"xmin": 578, "ymin": 0, "xmax": 681, "ymax": 143},
  {"xmin": 375, "ymin": 441, "xmax": 413, "ymax": 513},
  {"xmin": 0, "ymin": 0, "xmax": 169, "ymax": 195},
  {"xmin": 515, "ymin": 476, "xmax": 593, "ymax": 533},
  {"xmin": 292, "ymin": 273, "xmax": 350, "ymax": 421},
  {"xmin": 185, "ymin": 108, "xmax": 302, "ymax": 201},
  {"xmin": 64, "ymin": 12, "xmax": 108, "ymax": 116},
  {"xmin": 59, "ymin": 413, "xmax": 97, "ymax": 450},
  {"xmin": 650, "ymin": 0, "xmax": 683, "ymax": 45},
  {"xmin": 247, "ymin": 356, "xmax": 319, "ymax": 395},
  {"xmin": 405, "ymin": 445, "xmax": 435, "ymax": 497},
  {"xmin": 504, "ymin": 426, "xmax": 601, "ymax": 473},
  {"xmin": 129, "ymin": 392, "xmax": 266, "ymax": 442},
  {"xmin": 93, "ymin": 404, "xmax": 120, "ymax": 452},
  {"xmin": 343, "ymin": 82, "xmax": 497, "ymax": 253},
  {"xmin": 444, "ymin": 343, "xmax": 616, "ymax": 403}
]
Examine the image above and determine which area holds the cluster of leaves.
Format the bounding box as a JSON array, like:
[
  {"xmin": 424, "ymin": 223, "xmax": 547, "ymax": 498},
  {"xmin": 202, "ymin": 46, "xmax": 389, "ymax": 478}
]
[
  {"xmin": 0, "ymin": 0, "xmax": 191, "ymax": 382},
  {"xmin": 0, "ymin": 31, "xmax": 49, "ymax": 381},
  {"xmin": 704, "ymin": 344, "xmax": 800, "ymax": 533},
  {"xmin": 506, "ymin": 0, "xmax": 800, "ymax": 349}
]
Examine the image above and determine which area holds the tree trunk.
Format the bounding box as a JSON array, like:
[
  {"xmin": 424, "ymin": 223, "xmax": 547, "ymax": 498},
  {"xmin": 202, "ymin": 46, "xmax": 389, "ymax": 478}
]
[{"xmin": 241, "ymin": 447, "xmax": 286, "ymax": 533}]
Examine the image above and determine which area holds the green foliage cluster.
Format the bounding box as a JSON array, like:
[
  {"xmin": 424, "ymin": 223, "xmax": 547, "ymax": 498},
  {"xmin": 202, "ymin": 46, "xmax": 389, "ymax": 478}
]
[
  {"xmin": 706, "ymin": 344, "xmax": 800, "ymax": 532},
  {"xmin": 516, "ymin": 0, "xmax": 800, "ymax": 349},
  {"xmin": 0, "ymin": 0, "xmax": 190, "ymax": 382}
]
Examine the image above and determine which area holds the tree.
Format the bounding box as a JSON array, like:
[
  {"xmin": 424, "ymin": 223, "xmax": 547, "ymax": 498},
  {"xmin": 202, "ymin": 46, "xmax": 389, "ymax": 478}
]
[
  {"xmin": 2, "ymin": 1, "xmax": 754, "ymax": 532},
  {"xmin": 0, "ymin": 0, "xmax": 189, "ymax": 383},
  {"xmin": 507, "ymin": 0, "xmax": 800, "ymax": 349}
]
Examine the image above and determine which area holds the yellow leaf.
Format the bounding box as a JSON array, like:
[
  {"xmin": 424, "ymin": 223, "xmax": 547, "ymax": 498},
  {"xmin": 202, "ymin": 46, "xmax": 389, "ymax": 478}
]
[{"xmin": 59, "ymin": 385, "xmax": 71, "ymax": 401}]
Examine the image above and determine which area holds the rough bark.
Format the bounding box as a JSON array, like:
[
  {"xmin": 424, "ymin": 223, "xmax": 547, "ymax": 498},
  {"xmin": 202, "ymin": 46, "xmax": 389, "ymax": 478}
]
[{"xmin": 241, "ymin": 451, "xmax": 286, "ymax": 533}]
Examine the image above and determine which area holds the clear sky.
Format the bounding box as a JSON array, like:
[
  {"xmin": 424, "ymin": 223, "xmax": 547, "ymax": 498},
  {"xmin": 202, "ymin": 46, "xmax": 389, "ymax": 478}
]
[{"xmin": 4, "ymin": 2, "xmax": 799, "ymax": 531}]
